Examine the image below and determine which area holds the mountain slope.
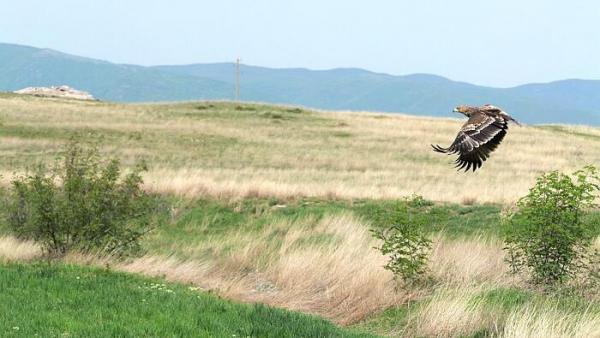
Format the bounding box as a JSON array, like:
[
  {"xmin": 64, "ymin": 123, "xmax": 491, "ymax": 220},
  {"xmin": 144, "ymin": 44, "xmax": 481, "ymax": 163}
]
[
  {"xmin": 2, "ymin": 43, "xmax": 600, "ymax": 125},
  {"xmin": 0, "ymin": 43, "xmax": 236, "ymax": 102},
  {"xmin": 156, "ymin": 63, "xmax": 600, "ymax": 125}
]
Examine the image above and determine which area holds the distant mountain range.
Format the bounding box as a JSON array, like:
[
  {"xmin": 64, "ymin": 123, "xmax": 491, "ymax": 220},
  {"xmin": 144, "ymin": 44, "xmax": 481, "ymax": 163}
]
[{"xmin": 1, "ymin": 42, "xmax": 600, "ymax": 125}]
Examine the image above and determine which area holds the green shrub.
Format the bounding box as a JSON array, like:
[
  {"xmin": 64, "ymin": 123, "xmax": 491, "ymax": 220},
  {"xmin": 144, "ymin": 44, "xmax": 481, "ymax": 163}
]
[
  {"xmin": 503, "ymin": 166, "xmax": 600, "ymax": 286},
  {"xmin": 7, "ymin": 140, "xmax": 154, "ymax": 257},
  {"xmin": 370, "ymin": 197, "xmax": 431, "ymax": 282}
]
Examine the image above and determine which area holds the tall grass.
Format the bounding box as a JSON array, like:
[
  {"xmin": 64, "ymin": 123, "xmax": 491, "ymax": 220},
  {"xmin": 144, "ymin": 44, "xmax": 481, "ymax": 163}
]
[
  {"xmin": 120, "ymin": 213, "xmax": 412, "ymax": 324},
  {"xmin": 410, "ymin": 287, "xmax": 495, "ymax": 338},
  {"xmin": 2, "ymin": 216, "xmax": 600, "ymax": 337},
  {"xmin": 429, "ymin": 236, "xmax": 517, "ymax": 286},
  {"xmin": 502, "ymin": 304, "xmax": 600, "ymax": 338},
  {"xmin": 0, "ymin": 237, "xmax": 41, "ymax": 262}
]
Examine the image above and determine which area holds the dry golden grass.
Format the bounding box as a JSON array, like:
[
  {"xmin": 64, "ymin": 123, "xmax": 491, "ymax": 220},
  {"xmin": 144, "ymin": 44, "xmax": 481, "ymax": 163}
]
[
  {"xmin": 120, "ymin": 213, "xmax": 416, "ymax": 324},
  {"xmin": 501, "ymin": 304, "xmax": 600, "ymax": 338},
  {"xmin": 0, "ymin": 236, "xmax": 42, "ymax": 262},
  {"xmin": 55, "ymin": 219, "xmax": 522, "ymax": 328},
  {"xmin": 429, "ymin": 236, "xmax": 518, "ymax": 286},
  {"xmin": 2, "ymin": 94, "xmax": 600, "ymax": 203},
  {"xmin": 1, "ymin": 216, "xmax": 513, "ymax": 325},
  {"xmin": 410, "ymin": 287, "xmax": 496, "ymax": 338},
  {"xmin": 410, "ymin": 289, "xmax": 600, "ymax": 338}
]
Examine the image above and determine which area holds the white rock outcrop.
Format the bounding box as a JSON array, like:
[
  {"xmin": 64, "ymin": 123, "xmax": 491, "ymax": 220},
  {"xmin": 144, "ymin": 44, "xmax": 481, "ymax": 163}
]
[{"xmin": 14, "ymin": 85, "xmax": 96, "ymax": 100}]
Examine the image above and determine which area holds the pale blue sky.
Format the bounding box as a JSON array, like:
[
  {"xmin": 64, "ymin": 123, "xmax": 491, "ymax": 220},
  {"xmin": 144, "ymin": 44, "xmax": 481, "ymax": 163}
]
[{"xmin": 2, "ymin": 0, "xmax": 599, "ymax": 87}]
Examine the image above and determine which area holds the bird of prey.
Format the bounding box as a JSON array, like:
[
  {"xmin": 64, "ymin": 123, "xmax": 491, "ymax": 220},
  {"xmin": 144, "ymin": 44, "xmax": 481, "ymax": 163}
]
[{"xmin": 431, "ymin": 104, "xmax": 520, "ymax": 172}]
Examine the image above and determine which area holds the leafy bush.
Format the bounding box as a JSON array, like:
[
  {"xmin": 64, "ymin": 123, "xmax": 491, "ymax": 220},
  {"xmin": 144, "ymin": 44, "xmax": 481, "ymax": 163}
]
[
  {"xmin": 7, "ymin": 140, "xmax": 154, "ymax": 257},
  {"xmin": 371, "ymin": 197, "xmax": 431, "ymax": 282},
  {"xmin": 503, "ymin": 166, "xmax": 600, "ymax": 286}
]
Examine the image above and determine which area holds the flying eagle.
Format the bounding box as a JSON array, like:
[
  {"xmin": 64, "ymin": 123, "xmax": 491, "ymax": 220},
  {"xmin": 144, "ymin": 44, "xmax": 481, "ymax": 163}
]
[{"xmin": 431, "ymin": 104, "xmax": 520, "ymax": 172}]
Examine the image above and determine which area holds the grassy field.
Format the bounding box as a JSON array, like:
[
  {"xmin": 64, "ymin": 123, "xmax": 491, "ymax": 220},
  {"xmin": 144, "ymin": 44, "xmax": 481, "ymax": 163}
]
[
  {"xmin": 1, "ymin": 94, "xmax": 600, "ymax": 337},
  {"xmin": 2, "ymin": 93, "xmax": 600, "ymax": 204},
  {"xmin": 1, "ymin": 197, "xmax": 599, "ymax": 337}
]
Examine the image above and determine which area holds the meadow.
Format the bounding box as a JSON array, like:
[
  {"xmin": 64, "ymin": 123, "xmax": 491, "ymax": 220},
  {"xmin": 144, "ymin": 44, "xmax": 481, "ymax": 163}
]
[
  {"xmin": 2, "ymin": 93, "xmax": 600, "ymax": 204},
  {"xmin": 1, "ymin": 93, "xmax": 600, "ymax": 337}
]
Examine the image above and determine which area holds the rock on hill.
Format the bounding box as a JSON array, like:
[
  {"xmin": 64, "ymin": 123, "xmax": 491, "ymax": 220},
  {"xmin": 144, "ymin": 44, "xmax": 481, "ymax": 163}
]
[{"xmin": 14, "ymin": 85, "xmax": 96, "ymax": 100}]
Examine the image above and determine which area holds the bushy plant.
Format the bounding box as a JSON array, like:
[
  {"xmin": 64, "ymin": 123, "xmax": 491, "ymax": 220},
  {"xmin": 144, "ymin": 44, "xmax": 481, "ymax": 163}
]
[
  {"xmin": 7, "ymin": 140, "xmax": 154, "ymax": 257},
  {"xmin": 503, "ymin": 166, "xmax": 600, "ymax": 286},
  {"xmin": 371, "ymin": 197, "xmax": 431, "ymax": 282}
]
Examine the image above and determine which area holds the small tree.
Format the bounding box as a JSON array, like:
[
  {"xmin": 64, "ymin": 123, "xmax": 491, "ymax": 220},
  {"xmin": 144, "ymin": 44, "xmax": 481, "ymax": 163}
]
[
  {"xmin": 7, "ymin": 140, "xmax": 154, "ymax": 257},
  {"xmin": 371, "ymin": 197, "xmax": 431, "ymax": 282},
  {"xmin": 503, "ymin": 166, "xmax": 600, "ymax": 286}
]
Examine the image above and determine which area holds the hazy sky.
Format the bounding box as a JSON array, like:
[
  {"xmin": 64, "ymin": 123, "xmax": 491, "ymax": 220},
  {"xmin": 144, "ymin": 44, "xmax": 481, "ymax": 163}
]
[{"xmin": 2, "ymin": 0, "xmax": 599, "ymax": 87}]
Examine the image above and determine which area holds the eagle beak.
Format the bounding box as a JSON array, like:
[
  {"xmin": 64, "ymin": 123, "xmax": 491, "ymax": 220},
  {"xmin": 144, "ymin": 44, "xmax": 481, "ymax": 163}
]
[{"xmin": 452, "ymin": 108, "xmax": 459, "ymax": 113}]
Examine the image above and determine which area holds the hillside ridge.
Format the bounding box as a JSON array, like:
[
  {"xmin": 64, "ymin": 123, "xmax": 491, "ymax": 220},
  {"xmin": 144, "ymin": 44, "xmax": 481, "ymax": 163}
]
[{"xmin": 1, "ymin": 42, "xmax": 600, "ymax": 125}]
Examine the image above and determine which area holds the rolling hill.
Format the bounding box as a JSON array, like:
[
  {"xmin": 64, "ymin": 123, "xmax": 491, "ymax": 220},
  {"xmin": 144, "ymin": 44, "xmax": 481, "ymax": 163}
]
[{"xmin": 2, "ymin": 42, "xmax": 600, "ymax": 125}]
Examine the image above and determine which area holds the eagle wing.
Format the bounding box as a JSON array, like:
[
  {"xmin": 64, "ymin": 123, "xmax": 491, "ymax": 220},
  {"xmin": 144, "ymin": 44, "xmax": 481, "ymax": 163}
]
[{"xmin": 431, "ymin": 112, "xmax": 508, "ymax": 172}]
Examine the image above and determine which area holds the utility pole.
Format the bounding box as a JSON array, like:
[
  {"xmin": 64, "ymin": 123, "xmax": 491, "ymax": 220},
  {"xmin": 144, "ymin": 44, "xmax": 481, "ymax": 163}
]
[{"xmin": 235, "ymin": 58, "xmax": 240, "ymax": 101}]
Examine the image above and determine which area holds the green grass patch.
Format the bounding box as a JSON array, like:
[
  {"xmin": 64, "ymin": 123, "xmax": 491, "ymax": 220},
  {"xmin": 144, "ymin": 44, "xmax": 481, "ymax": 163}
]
[
  {"xmin": 143, "ymin": 197, "xmax": 506, "ymax": 261},
  {"xmin": 155, "ymin": 102, "xmax": 326, "ymax": 124},
  {"xmin": 354, "ymin": 199, "xmax": 503, "ymax": 238},
  {"xmin": 1, "ymin": 189, "xmax": 592, "ymax": 258},
  {"xmin": 352, "ymin": 301, "xmax": 421, "ymax": 337},
  {"xmin": 0, "ymin": 263, "xmax": 377, "ymax": 338},
  {"xmin": 143, "ymin": 197, "xmax": 352, "ymax": 258},
  {"xmin": 0, "ymin": 124, "xmax": 129, "ymax": 141},
  {"xmin": 472, "ymin": 287, "xmax": 532, "ymax": 311}
]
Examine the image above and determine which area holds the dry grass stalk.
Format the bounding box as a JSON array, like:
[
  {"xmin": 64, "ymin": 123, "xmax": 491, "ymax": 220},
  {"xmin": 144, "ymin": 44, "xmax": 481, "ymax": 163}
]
[
  {"xmin": 0, "ymin": 236, "xmax": 42, "ymax": 262},
  {"xmin": 119, "ymin": 213, "xmax": 414, "ymax": 324},
  {"xmin": 429, "ymin": 236, "xmax": 518, "ymax": 286},
  {"xmin": 501, "ymin": 304, "xmax": 600, "ymax": 338},
  {"xmin": 410, "ymin": 287, "xmax": 497, "ymax": 338}
]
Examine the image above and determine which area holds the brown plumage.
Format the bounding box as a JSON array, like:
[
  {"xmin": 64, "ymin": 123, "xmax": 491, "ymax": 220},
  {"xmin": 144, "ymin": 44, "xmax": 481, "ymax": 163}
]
[{"xmin": 431, "ymin": 104, "xmax": 520, "ymax": 172}]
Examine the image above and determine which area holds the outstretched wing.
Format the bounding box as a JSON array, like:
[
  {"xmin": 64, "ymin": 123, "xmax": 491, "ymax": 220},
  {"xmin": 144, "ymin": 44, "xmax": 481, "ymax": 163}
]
[{"xmin": 431, "ymin": 112, "xmax": 508, "ymax": 172}]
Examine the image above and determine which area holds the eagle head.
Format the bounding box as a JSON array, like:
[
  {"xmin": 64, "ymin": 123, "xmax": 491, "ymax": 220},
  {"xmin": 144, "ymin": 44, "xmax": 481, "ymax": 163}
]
[{"xmin": 453, "ymin": 105, "xmax": 474, "ymax": 117}]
